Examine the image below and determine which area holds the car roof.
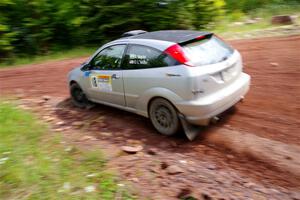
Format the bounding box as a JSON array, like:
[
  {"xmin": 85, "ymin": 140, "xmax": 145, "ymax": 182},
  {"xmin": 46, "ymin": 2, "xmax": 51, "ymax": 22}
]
[
  {"xmin": 98, "ymin": 30, "xmax": 213, "ymax": 56},
  {"xmin": 128, "ymin": 30, "xmax": 211, "ymax": 44}
]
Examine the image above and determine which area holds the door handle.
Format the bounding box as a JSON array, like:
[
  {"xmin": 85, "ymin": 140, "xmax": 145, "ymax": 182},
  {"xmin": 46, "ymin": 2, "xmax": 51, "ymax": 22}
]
[
  {"xmin": 166, "ymin": 73, "xmax": 181, "ymax": 77},
  {"xmin": 112, "ymin": 74, "xmax": 120, "ymax": 79}
]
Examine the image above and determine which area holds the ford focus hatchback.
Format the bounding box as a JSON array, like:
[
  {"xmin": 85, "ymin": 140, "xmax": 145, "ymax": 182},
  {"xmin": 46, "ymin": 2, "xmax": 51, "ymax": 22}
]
[{"xmin": 68, "ymin": 30, "xmax": 250, "ymax": 140}]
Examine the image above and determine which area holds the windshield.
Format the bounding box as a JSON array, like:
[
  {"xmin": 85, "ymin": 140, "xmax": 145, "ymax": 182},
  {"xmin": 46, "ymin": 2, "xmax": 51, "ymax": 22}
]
[{"xmin": 182, "ymin": 35, "xmax": 234, "ymax": 66}]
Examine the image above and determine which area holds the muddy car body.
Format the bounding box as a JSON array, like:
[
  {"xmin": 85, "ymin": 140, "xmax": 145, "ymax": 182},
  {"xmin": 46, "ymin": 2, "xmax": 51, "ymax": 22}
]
[{"xmin": 68, "ymin": 30, "xmax": 250, "ymax": 139}]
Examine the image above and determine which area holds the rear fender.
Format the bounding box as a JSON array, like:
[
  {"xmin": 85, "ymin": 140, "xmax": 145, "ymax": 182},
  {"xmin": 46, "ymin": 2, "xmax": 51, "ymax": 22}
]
[{"xmin": 135, "ymin": 87, "xmax": 183, "ymax": 117}]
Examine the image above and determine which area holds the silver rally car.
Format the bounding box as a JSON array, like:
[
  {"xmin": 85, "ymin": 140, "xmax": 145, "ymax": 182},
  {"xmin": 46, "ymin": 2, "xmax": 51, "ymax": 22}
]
[{"xmin": 68, "ymin": 30, "xmax": 250, "ymax": 140}]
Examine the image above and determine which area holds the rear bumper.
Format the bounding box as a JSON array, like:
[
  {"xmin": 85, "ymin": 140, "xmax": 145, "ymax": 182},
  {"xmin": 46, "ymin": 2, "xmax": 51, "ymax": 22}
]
[{"xmin": 175, "ymin": 73, "xmax": 250, "ymax": 125}]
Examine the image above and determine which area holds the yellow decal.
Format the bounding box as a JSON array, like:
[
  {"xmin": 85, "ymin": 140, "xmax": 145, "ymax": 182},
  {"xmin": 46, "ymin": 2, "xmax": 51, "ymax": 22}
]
[{"xmin": 90, "ymin": 74, "xmax": 112, "ymax": 91}]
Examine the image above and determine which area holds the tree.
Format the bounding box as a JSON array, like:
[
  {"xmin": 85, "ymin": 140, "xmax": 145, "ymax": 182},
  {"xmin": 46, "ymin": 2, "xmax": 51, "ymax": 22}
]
[
  {"xmin": 0, "ymin": 0, "xmax": 225, "ymax": 61},
  {"xmin": 0, "ymin": 0, "xmax": 17, "ymax": 61}
]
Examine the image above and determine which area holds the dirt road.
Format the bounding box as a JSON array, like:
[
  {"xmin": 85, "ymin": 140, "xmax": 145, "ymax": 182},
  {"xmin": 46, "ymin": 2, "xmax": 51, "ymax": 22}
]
[
  {"xmin": 1, "ymin": 35, "xmax": 300, "ymax": 199},
  {"xmin": 228, "ymin": 36, "xmax": 300, "ymax": 146},
  {"xmin": 1, "ymin": 35, "xmax": 299, "ymax": 145}
]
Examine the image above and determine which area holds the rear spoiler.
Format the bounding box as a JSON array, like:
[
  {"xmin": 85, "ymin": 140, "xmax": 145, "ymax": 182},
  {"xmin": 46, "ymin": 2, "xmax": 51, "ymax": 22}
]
[{"xmin": 178, "ymin": 33, "xmax": 213, "ymax": 45}]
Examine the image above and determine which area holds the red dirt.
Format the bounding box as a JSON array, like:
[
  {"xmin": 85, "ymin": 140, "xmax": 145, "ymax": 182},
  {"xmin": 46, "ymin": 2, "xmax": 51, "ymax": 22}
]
[
  {"xmin": 1, "ymin": 35, "xmax": 300, "ymax": 199},
  {"xmin": 0, "ymin": 58, "xmax": 85, "ymax": 97},
  {"xmin": 17, "ymin": 97, "xmax": 300, "ymax": 199},
  {"xmin": 227, "ymin": 36, "xmax": 300, "ymax": 146}
]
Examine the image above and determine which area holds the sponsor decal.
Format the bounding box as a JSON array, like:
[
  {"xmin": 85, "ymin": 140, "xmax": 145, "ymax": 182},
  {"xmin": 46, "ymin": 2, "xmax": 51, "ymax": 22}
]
[{"xmin": 90, "ymin": 74, "xmax": 112, "ymax": 91}]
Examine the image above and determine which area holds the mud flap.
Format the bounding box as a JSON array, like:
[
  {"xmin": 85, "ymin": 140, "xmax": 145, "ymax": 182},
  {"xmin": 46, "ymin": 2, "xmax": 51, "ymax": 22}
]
[
  {"xmin": 85, "ymin": 101, "xmax": 96, "ymax": 110},
  {"xmin": 178, "ymin": 114, "xmax": 201, "ymax": 141}
]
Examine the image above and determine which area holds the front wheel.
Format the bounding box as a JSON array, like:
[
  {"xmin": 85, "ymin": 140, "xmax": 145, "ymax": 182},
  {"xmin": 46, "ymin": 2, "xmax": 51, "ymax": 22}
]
[
  {"xmin": 70, "ymin": 83, "xmax": 88, "ymax": 108},
  {"xmin": 149, "ymin": 98, "xmax": 180, "ymax": 136}
]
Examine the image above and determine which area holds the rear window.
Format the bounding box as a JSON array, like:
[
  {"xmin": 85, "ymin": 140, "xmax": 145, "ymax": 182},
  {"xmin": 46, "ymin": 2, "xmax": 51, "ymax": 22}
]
[{"xmin": 182, "ymin": 36, "xmax": 234, "ymax": 66}]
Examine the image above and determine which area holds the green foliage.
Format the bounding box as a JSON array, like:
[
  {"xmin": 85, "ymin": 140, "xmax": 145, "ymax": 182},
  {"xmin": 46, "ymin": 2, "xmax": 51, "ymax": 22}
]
[
  {"xmin": 2, "ymin": 0, "xmax": 299, "ymax": 63},
  {"xmin": 0, "ymin": 101, "xmax": 134, "ymax": 199},
  {"xmin": 0, "ymin": 0, "xmax": 224, "ymax": 62},
  {"xmin": 0, "ymin": 47, "xmax": 96, "ymax": 68},
  {"xmin": 0, "ymin": 0, "xmax": 16, "ymax": 60}
]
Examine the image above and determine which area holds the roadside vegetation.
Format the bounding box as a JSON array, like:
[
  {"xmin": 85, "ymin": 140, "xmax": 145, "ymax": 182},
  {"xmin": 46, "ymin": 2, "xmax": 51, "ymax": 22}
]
[
  {"xmin": 0, "ymin": 0, "xmax": 299, "ymax": 67},
  {"xmin": 0, "ymin": 101, "xmax": 134, "ymax": 199},
  {"xmin": 0, "ymin": 47, "xmax": 96, "ymax": 68}
]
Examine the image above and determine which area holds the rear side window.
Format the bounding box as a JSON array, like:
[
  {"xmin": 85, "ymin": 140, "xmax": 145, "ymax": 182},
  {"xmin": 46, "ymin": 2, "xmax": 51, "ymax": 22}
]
[
  {"xmin": 123, "ymin": 45, "xmax": 177, "ymax": 70},
  {"xmin": 182, "ymin": 36, "xmax": 234, "ymax": 66}
]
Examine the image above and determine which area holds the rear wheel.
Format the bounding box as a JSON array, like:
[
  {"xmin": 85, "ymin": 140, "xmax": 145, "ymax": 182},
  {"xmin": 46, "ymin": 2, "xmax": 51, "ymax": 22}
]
[
  {"xmin": 70, "ymin": 83, "xmax": 88, "ymax": 108},
  {"xmin": 149, "ymin": 98, "xmax": 180, "ymax": 136}
]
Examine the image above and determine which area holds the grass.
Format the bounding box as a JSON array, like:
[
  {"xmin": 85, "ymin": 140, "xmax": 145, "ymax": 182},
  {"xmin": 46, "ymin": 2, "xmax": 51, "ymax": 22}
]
[
  {"xmin": 0, "ymin": 101, "xmax": 134, "ymax": 200},
  {"xmin": 0, "ymin": 47, "xmax": 96, "ymax": 69}
]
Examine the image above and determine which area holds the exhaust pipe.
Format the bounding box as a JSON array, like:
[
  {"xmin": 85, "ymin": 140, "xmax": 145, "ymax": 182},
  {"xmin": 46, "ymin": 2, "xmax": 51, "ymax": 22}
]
[
  {"xmin": 240, "ymin": 96, "xmax": 245, "ymax": 103},
  {"xmin": 211, "ymin": 116, "xmax": 220, "ymax": 124}
]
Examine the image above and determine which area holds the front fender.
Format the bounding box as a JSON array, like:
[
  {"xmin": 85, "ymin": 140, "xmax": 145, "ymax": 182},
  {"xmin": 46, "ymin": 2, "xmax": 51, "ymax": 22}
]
[{"xmin": 68, "ymin": 67, "xmax": 83, "ymax": 86}]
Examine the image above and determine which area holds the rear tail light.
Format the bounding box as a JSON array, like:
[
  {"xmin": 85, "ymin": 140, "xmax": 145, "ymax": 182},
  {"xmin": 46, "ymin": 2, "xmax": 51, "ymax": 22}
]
[
  {"xmin": 164, "ymin": 44, "xmax": 193, "ymax": 66},
  {"xmin": 164, "ymin": 35, "xmax": 210, "ymax": 66}
]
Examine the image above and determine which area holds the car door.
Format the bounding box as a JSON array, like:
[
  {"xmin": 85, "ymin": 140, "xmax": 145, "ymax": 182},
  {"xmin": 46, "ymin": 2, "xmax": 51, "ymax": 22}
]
[
  {"xmin": 84, "ymin": 44, "xmax": 127, "ymax": 106},
  {"xmin": 122, "ymin": 44, "xmax": 179, "ymax": 110}
]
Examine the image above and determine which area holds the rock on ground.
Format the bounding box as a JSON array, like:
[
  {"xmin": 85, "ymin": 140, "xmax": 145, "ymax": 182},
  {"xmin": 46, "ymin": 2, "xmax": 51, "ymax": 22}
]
[
  {"xmin": 271, "ymin": 15, "xmax": 294, "ymax": 25},
  {"xmin": 121, "ymin": 145, "xmax": 143, "ymax": 154},
  {"xmin": 166, "ymin": 165, "xmax": 184, "ymax": 175}
]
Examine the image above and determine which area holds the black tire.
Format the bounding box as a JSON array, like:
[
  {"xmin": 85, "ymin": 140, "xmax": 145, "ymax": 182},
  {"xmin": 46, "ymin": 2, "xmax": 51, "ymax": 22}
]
[
  {"xmin": 70, "ymin": 83, "xmax": 88, "ymax": 108},
  {"xmin": 149, "ymin": 98, "xmax": 180, "ymax": 136}
]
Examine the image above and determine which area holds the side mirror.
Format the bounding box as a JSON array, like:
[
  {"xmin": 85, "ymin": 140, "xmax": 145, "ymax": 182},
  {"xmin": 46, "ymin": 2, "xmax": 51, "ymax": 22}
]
[{"xmin": 81, "ymin": 63, "xmax": 92, "ymax": 71}]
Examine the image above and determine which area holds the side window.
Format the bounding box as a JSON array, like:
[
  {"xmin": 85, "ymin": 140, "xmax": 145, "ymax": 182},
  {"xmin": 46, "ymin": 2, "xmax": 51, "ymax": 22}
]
[
  {"xmin": 123, "ymin": 45, "xmax": 177, "ymax": 70},
  {"xmin": 90, "ymin": 45, "xmax": 126, "ymax": 70}
]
